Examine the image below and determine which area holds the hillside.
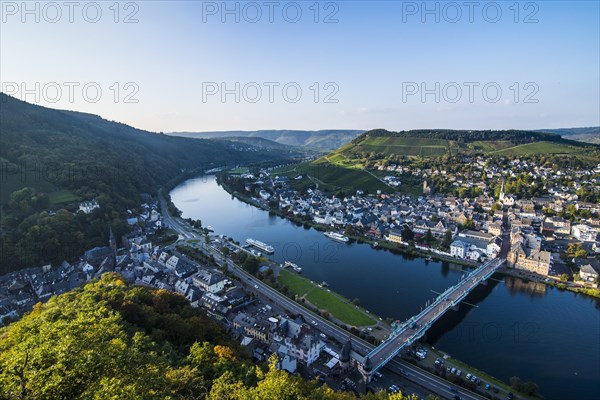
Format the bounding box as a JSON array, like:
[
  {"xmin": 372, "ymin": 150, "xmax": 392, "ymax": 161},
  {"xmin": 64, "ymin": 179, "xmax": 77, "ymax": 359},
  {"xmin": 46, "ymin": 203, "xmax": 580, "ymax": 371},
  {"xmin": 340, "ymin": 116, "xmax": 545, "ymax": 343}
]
[
  {"xmin": 274, "ymin": 129, "xmax": 600, "ymax": 196},
  {"xmin": 0, "ymin": 94, "xmax": 293, "ymax": 272},
  {"xmin": 0, "ymin": 273, "xmax": 409, "ymax": 399},
  {"xmin": 536, "ymin": 127, "xmax": 600, "ymax": 144},
  {"xmin": 326, "ymin": 129, "xmax": 599, "ymax": 163},
  {"xmin": 219, "ymin": 136, "xmax": 296, "ymax": 150},
  {"xmin": 168, "ymin": 130, "xmax": 365, "ymax": 150}
]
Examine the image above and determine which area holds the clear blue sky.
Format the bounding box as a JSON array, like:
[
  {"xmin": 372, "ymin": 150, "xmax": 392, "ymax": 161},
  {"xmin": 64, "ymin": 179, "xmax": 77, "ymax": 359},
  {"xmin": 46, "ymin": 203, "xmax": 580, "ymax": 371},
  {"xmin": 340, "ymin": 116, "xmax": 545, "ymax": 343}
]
[{"xmin": 1, "ymin": 1, "xmax": 598, "ymax": 132}]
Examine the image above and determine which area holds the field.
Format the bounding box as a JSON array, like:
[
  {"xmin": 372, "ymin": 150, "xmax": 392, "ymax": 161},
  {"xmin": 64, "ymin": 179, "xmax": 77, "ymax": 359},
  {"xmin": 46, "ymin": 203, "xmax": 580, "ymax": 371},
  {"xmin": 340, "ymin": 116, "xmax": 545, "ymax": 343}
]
[
  {"xmin": 228, "ymin": 167, "xmax": 250, "ymax": 175},
  {"xmin": 466, "ymin": 140, "xmax": 515, "ymax": 153},
  {"xmin": 345, "ymin": 136, "xmax": 453, "ymax": 157},
  {"xmin": 0, "ymin": 170, "xmax": 57, "ymax": 204},
  {"xmin": 273, "ymin": 162, "xmax": 391, "ymax": 194},
  {"xmin": 278, "ymin": 269, "xmax": 375, "ymax": 327},
  {"xmin": 48, "ymin": 190, "xmax": 80, "ymax": 205},
  {"xmin": 490, "ymin": 141, "xmax": 587, "ymax": 156}
]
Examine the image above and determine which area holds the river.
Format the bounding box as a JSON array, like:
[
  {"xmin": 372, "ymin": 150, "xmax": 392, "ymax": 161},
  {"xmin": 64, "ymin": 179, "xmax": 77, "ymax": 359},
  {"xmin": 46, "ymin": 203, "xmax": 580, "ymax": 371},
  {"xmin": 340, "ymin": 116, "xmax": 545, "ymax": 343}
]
[{"xmin": 170, "ymin": 175, "xmax": 600, "ymax": 400}]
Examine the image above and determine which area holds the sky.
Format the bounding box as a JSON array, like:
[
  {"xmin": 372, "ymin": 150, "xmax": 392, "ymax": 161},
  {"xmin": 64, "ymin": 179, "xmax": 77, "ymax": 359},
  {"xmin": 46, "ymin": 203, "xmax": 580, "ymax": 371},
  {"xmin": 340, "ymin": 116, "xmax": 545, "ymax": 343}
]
[{"xmin": 1, "ymin": 1, "xmax": 599, "ymax": 132}]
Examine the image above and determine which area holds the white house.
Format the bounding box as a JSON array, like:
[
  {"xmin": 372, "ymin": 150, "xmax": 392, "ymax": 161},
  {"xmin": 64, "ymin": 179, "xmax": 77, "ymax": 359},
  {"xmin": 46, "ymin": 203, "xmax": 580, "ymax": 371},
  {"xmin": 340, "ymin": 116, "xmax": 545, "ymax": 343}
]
[
  {"xmin": 259, "ymin": 190, "xmax": 271, "ymax": 200},
  {"xmin": 273, "ymin": 318, "xmax": 324, "ymax": 367},
  {"xmin": 451, "ymin": 237, "xmax": 489, "ymax": 260},
  {"xmin": 192, "ymin": 269, "xmax": 227, "ymax": 293},
  {"xmin": 165, "ymin": 255, "xmax": 180, "ymax": 270},
  {"xmin": 78, "ymin": 200, "xmax": 99, "ymax": 214},
  {"xmin": 572, "ymin": 225, "xmax": 599, "ymax": 242},
  {"xmin": 451, "ymin": 240, "xmax": 467, "ymax": 259},
  {"xmin": 579, "ymin": 263, "xmax": 599, "ymax": 283},
  {"xmin": 486, "ymin": 237, "xmax": 502, "ymax": 259}
]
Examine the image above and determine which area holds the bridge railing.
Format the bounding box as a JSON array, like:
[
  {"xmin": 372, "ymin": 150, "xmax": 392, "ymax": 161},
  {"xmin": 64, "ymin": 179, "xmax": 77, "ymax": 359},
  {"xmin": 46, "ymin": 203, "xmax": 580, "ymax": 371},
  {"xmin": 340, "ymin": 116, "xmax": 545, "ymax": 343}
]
[{"xmin": 368, "ymin": 258, "xmax": 506, "ymax": 361}]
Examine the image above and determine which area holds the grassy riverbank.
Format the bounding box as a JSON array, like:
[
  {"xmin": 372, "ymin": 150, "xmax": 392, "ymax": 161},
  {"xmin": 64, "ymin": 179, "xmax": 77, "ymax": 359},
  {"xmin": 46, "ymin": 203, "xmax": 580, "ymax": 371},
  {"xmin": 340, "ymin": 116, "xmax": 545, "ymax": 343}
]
[{"xmin": 278, "ymin": 269, "xmax": 376, "ymax": 327}]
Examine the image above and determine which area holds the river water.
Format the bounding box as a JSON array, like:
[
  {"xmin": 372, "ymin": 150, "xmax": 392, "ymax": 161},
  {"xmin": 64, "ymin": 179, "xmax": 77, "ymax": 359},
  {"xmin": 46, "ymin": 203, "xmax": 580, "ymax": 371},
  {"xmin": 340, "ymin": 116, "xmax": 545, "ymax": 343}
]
[{"xmin": 171, "ymin": 175, "xmax": 600, "ymax": 400}]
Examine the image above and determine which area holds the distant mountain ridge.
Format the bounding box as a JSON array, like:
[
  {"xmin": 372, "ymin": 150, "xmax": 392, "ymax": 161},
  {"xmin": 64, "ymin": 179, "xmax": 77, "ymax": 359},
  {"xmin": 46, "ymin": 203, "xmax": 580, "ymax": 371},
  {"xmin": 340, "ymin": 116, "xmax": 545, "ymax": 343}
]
[
  {"xmin": 167, "ymin": 130, "xmax": 365, "ymax": 150},
  {"xmin": 535, "ymin": 127, "xmax": 600, "ymax": 144}
]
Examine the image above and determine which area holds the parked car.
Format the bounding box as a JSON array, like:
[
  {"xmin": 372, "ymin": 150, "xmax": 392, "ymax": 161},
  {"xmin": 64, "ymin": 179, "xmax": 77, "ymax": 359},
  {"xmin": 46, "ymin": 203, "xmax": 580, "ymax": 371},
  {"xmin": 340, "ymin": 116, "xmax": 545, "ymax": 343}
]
[{"xmin": 466, "ymin": 373, "xmax": 472, "ymax": 380}]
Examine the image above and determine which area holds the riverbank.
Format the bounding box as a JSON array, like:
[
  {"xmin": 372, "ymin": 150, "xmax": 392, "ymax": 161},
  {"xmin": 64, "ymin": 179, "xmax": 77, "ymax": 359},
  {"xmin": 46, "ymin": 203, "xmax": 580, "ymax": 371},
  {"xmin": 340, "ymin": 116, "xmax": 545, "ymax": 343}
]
[
  {"xmin": 498, "ymin": 267, "xmax": 600, "ymax": 299},
  {"xmin": 218, "ymin": 175, "xmax": 600, "ymax": 303},
  {"xmin": 277, "ymin": 269, "xmax": 378, "ymax": 327},
  {"xmin": 217, "ymin": 175, "xmax": 479, "ymax": 269},
  {"xmin": 170, "ymin": 174, "xmax": 600, "ymax": 400}
]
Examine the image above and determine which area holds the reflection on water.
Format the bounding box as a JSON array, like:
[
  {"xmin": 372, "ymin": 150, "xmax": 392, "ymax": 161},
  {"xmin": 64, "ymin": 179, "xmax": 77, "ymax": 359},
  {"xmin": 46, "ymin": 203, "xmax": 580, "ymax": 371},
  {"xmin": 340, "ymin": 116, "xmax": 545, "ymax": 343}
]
[
  {"xmin": 171, "ymin": 175, "xmax": 600, "ymax": 400},
  {"xmin": 504, "ymin": 276, "xmax": 547, "ymax": 296}
]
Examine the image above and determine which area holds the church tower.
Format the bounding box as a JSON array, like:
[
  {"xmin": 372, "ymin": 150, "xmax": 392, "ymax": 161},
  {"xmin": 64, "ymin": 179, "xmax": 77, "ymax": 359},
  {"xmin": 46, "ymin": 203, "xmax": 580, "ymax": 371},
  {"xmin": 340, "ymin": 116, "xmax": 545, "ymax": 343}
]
[{"xmin": 109, "ymin": 226, "xmax": 117, "ymax": 252}]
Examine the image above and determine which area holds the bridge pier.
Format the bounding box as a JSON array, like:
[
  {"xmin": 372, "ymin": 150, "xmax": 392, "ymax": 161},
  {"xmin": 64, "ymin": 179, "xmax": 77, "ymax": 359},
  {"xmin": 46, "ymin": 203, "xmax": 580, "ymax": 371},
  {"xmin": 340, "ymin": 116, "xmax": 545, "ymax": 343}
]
[
  {"xmin": 451, "ymin": 304, "xmax": 460, "ymax": 311},
  {"xmin": 481, "ymin": 278, "xmax": 488, "ymax": 286}
]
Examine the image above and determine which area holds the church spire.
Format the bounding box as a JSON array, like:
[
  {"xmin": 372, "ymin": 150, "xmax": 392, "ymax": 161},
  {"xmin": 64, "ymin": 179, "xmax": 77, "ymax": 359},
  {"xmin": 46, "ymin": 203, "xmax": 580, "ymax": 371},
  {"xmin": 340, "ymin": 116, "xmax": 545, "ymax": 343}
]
[{"xmin": 109, "ymin": 226, "xmax": 116, "ymax": 251}]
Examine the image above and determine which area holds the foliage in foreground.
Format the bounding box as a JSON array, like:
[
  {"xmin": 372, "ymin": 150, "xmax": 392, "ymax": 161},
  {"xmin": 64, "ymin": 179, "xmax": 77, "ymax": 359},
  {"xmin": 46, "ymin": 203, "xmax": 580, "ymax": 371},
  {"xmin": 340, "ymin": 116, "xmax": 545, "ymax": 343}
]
[{"xmin": 0, "ymin": 274, "xmax": 413, "ymax": 400}]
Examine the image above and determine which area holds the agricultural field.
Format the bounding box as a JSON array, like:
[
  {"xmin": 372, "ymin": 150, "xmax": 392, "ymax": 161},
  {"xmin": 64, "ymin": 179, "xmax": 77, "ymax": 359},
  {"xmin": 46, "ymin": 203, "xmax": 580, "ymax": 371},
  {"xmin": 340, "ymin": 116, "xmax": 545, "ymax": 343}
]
[
  {"xmin": 342, "ymin": 136, "xmax": 454, "ymax": 158},
  {"xmin": 466, "ymin": 140, "xmax": 515, "ymax": 153},
  {"xmin": 273, "ymin": 162, "xmax": 391, "ymax": 194},
  {"xmin": 490, "ymin": 141, "xmax": 587, "ymax": 156},
  {"xmin": 278, "ymin": 269, "xmax": 375, "ymax": 327}
]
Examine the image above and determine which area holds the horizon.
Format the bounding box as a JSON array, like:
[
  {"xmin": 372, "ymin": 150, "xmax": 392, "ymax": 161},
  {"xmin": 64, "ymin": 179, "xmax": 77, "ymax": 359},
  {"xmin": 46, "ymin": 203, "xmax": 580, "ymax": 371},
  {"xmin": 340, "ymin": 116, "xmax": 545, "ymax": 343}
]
[
  {"xmin": 2, "ymin": 1, "xmax": 599, "ymax": 132},
  {"xmin": 2, "ymin": 91, "xmax": 598, "ymax": 135}
]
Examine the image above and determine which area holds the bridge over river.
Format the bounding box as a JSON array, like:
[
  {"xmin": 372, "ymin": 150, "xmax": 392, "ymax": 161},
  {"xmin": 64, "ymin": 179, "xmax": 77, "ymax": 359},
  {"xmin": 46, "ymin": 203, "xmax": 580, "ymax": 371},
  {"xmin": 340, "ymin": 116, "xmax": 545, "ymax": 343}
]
[{"xmin": 360, "ymin": 257, "xmax": 506, "ymax": 378}]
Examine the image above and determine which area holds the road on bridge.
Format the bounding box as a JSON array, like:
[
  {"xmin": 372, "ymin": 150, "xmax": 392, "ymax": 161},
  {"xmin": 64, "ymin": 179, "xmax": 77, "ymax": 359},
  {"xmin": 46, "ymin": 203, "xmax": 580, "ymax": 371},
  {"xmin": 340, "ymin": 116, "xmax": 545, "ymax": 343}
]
[
  {"xmin": 159, "ymin": 191, "xmax": 487, "ymax": 400},
  {"xmin": 367, "ymin": 258, "xmax": 505, "ymax": 371}
]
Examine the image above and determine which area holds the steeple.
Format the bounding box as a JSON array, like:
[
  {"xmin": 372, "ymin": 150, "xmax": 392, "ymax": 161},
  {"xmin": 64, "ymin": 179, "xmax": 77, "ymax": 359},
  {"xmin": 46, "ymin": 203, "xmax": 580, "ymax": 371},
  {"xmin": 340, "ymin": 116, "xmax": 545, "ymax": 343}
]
[{"xmin": 109, "ymin": 226, "xmax": 116, "ymax": 252}]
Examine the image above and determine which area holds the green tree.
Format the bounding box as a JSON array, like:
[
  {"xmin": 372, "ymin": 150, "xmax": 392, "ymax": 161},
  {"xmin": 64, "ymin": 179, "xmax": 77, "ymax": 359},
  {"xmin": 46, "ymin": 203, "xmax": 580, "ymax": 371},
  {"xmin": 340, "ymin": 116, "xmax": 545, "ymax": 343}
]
[
  {"xmin": 242, "ymin": 256, "xmax": 260, "ymax": 275},
  {"xmin": 441, "ymin": 229, "xmax": 453, "ymax": 250}
]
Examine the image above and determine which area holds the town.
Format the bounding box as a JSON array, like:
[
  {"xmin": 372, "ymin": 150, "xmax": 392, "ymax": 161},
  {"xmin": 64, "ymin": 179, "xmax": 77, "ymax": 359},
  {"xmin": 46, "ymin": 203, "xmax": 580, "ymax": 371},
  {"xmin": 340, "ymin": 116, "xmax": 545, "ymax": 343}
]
[
  {"xmin": 222, "ymin": 153, "xmax": 600, "ymax": 293},
  {"xmin": 1, "ymin": 152, "xmax": 599, "ymax": 399}
]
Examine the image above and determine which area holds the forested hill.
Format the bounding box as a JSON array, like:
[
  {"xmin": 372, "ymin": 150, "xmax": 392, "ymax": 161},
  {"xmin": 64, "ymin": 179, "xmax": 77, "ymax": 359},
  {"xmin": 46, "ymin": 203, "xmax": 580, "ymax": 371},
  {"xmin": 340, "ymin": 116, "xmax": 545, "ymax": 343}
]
[
  {"xmin": 169, "ymin": 129, "xmax": 365, "ymax": 150},
  {"xmin": 352, "ymin": 128, "xmax": 587, "ymax": 146},
  {"xmin": 0, "ymin": 94, "xmax": 292, "ymax": 273},
  {"xmin": 0, "ymin": 273, "xmax": 409, "ymax": 399}
]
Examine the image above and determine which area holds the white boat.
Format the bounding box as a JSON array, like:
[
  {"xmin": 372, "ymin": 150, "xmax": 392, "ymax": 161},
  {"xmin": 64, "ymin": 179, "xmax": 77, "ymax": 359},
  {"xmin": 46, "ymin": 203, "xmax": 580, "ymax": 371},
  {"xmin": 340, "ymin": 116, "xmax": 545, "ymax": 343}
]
[
  {"xmin": 284, "ymin": 261, "xmax": 302, "ymax": 273},
  {"xmin": 323, "ymin": 232, "xmax": 349, "ymax": 243},
  {"xmin": 246, "ymin": 238, "xmax": 275, "ymax": 254}
]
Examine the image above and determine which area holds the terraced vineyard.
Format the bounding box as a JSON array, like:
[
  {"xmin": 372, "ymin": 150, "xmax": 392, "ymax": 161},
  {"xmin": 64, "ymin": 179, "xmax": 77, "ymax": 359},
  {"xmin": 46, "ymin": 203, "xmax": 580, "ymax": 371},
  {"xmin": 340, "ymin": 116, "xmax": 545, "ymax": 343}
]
[
  {"xmin": 489, "ymin": 141, "xmax": 588, "ymax": 156},
  {"xmin": 346, "ymin": 136, "xmax": 455, "ymax": 157},
  {"xmin": 272, "ymin": 129, "xmax": 600, "ymax": 195}
]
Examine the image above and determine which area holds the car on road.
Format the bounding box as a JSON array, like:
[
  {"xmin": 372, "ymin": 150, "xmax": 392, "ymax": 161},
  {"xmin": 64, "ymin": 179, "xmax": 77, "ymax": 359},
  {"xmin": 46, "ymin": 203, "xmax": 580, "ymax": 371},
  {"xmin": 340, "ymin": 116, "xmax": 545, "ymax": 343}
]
[
  {"xmin": 449, "ymin": 386, "xmax": 457, "ymax": 392},
  {"xmin": 254, "ymin": 284, "xmax": 259, "ymax": 289}
]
